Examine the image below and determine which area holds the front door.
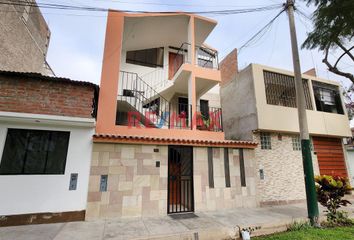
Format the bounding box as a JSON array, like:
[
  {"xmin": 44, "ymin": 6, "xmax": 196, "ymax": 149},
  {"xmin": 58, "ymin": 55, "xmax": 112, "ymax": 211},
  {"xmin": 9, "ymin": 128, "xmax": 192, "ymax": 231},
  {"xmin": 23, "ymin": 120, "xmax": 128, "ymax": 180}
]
[
  {"xmin": 168, "ymin": 146, "xmax": 194, "ymax": 214},
  {"xmin": 169, "ymin": 52, "xmax": 183, "ymax": 79}
]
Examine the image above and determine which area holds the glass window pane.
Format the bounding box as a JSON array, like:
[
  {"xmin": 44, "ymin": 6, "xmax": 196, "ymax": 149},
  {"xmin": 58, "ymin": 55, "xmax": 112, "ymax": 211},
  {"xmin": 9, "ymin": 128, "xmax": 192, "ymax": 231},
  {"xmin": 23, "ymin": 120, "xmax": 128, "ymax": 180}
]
[
  {"xmin": 23, "ymin": 131, "xmax": 50, "ymax": 174},
  {"xmin": 0, "ymin": 129, "xmax": 27, "ymax": 174},
  {"xmin": 45, "ymin": 131, "xmax": 70, "ymax": 174}
]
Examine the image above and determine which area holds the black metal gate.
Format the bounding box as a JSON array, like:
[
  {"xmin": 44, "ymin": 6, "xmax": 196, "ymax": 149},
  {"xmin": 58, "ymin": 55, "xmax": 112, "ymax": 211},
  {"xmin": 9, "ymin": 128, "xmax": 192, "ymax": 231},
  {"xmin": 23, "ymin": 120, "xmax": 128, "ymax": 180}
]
[{"xmin": 167, "ymin": 146, "xmax": 194, "ymax": 214}]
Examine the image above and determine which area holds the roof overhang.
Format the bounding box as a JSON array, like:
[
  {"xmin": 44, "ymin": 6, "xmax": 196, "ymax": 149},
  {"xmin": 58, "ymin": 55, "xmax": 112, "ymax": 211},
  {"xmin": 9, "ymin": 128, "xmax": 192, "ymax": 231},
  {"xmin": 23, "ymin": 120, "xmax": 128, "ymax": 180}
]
[{"xmin": 93, "ymin": 134, "xmax": 258, "ymax": 148}]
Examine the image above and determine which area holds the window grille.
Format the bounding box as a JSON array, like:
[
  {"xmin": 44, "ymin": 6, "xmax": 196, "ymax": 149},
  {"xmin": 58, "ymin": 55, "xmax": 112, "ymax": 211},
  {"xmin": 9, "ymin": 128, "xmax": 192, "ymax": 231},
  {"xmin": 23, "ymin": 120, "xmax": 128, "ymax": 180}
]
[
  {"xmin": 263, "ymin": 71, "xmax": 313, "ymax": 110},
  {"xmin": 260, "ymin": 132, "xmax": 272, "ymax": 150},
  {"xmin": 292, "ymin": 135, "xmax": 301, "ymax": 151}
]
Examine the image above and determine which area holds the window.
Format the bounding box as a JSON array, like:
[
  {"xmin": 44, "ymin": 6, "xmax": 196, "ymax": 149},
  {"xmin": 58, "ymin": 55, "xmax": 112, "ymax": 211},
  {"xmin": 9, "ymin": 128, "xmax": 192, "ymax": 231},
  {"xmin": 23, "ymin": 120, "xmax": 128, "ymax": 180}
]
[
  {"xmin": 126, "ymin": 47, "xmax": 164, "ymax": 68},
  {"xmin": 207, "ymin": 147, "xmax": 214, "ymax": 188},
  {"xmin": 197, "ymin": 48, "xmax": 215, "ymax": 69},
  {"xmin": 0, "ymin": 129, "xmax": 70, "ymax": 175},
  {"xmin": 292, "ymin": 135, "xmax": 301, "ymax": 151},
  {"xmin": 313, "ymin": 81, "xmax": 344, "ymax": 114},
  {"xmin": 239, "ymin": 149, "xmax": 246, "ymax": 187},
  {"xmin": 263, "ymin": 71, "xmax": 313, "ymax": 110},
  {"xmin": 224, "ymin": 148, "xmax": 231, "ymax": 188},
  {"xmin": 260, "ymin": 132, "xmax": 272, "ymax": 150}
]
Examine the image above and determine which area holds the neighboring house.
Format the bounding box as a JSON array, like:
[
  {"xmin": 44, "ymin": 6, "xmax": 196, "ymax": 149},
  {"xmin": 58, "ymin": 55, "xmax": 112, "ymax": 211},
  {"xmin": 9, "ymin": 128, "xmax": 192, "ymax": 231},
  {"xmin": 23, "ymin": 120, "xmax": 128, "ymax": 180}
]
[
  {"xmin": 0, "ymin": 0, "xmax": 53, "ymax": 75},
  {"xmin": 0, "ymin": 71, "xmax": 98, "ymax": 226},
  {"xmin": 220, "ymin": 54, "xmax": 352, "ymax": 206},
  {"xmin": 86, "ymin": 11, "xmax": 259, "ymax": 220},
  {"xmin": 344, "ymin": 128, "xmax": 354, "ymax": 185}
]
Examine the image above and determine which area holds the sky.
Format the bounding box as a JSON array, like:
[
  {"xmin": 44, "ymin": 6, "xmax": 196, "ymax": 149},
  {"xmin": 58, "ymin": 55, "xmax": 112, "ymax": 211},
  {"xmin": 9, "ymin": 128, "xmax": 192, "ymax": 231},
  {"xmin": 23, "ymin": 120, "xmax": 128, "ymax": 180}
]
[{"xmin": 40, "ymin": 0, "xmax": 353, "ymax": 90}]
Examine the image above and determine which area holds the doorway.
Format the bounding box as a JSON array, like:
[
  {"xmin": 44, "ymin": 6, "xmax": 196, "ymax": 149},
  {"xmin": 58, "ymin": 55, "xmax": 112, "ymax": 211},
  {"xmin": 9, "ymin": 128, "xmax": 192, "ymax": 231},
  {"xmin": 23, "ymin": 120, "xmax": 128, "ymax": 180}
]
[
  {"xmin": 168, "ymin": 52, "xmax": 184, "ymax": 79},
  {"xmin": 168, "ymin": 146, "xmax": 194, "ymax": 214}
]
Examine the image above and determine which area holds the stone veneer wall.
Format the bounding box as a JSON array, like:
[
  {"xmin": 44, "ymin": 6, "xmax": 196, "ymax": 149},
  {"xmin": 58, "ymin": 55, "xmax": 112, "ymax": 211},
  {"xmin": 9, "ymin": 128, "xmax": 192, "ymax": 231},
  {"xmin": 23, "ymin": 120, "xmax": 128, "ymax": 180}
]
[
  {"xmin": 86, "ymin": 143, "xmax": 168, "ymax": 220},
  {"xmin": 253, "ymin": 132, "xmax": 320, "ymax": 206},
  {"xmin": 194, "ymin": 147, "xmax": 258, "ymax": 211},
  {"xmin": 86, "ymin": 143, "xmax": 258, "ymax": 220}
]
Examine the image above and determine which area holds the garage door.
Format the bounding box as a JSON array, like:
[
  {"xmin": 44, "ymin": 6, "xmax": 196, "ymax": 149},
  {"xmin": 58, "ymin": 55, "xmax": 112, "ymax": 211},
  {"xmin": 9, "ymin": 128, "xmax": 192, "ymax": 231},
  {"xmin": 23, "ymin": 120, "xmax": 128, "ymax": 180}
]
[{"xmin": 313, "ymin": 137, "xmax": 347, "ymax": 177}]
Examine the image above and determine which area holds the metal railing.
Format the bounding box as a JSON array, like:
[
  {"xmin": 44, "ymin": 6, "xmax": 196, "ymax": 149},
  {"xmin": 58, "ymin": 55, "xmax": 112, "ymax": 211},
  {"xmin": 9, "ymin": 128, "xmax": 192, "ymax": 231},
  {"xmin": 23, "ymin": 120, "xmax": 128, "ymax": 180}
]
[
  {"xmin": 196, "ymin": 45, "xmax": 219, "ymax": 70},
  {"xmin": 169, "ymin": 103, "xmax": 192, "ymax": 130},
  {"xmin": 196, "ymin": 105, "xmax": 223, "ymax": 132},
  {"xmin": 117, "ymin": 71, "xmax": 170, "ymax": 128}
]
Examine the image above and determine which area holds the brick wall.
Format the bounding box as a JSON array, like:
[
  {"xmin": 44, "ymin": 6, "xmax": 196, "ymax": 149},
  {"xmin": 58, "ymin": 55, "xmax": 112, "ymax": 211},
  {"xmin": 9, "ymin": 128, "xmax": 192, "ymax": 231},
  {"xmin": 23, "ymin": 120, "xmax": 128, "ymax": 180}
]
[
  {"xmin": 220, "ymin": 48, "xmax": 238, "ymax": 86},
  {"xmin": 0, "ymin": 74, "xmax": 96, "ymax": 118}
]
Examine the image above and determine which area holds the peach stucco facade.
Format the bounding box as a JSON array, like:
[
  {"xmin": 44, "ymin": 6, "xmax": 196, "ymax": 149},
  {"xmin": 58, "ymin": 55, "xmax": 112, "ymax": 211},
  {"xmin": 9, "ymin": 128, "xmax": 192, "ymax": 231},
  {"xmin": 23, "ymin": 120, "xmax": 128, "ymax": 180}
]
[{"xmin": 96, "ymin": 10, "xmax": 224, "ymax": 141}]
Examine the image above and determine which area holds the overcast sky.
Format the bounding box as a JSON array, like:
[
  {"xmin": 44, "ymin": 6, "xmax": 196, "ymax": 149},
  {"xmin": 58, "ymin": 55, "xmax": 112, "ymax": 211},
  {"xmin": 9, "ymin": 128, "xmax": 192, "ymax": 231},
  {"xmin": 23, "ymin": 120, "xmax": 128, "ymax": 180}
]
[{"xmin": 41, "ymin": 0, "xmax": 353, "ymax": 90}]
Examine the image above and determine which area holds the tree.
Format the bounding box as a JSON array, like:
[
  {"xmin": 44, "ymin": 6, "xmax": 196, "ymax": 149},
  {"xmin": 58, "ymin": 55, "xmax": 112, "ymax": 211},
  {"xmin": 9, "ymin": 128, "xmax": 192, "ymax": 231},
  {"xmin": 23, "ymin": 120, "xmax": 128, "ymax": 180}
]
[{"xmin": 301, "ymin": 0, "xmax": 354, "ymax": 83}]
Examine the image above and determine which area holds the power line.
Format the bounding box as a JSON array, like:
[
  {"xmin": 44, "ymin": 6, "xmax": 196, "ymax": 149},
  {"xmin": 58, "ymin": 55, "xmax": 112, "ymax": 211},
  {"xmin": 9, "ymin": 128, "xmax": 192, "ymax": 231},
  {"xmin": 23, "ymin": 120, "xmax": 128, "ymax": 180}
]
[
  {"xmin": 0, "ymin": 0, "xmax": 283, "ymax": 15},
  {"xmin": 237, "ymin": 8, "xmax": 285, "ymax": 55}
]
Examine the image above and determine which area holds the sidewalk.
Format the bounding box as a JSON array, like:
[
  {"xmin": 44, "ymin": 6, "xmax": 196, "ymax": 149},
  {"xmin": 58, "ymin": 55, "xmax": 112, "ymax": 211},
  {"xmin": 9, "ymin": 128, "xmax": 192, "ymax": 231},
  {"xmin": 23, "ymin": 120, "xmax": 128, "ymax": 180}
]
[{"xmin": 1, "ymin": 203, "xmax": 353, "ymax": 240}]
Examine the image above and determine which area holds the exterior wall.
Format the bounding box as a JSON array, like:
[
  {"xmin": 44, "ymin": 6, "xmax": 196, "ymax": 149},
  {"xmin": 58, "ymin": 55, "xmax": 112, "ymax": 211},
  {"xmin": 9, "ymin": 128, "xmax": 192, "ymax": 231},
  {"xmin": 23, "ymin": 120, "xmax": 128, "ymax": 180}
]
[
  {"xmin": 0, "ymin": 3, "xmax": 50, "ymax": 74},
  {"xmin": 96, "ymin": 11, "xmax": 224, "ymax": 141},
  {"xmin": 0, "ymin": 74, "xmax": 95, "ymax": 118},
  {"xmin": 194, "ymin": 147, "xmax": 257, "ymax": 211},
  {"xmin": 86, "ymin": 143, "xmax": 258, "ymax": 219},
  {"xmin": 220, "ymin": 65, "xmax": 257, "ymax": 141},
  {"xmin": 86, "ymin": 143, "xmax": 168, "ymax": 219},
  {"xmin": 345, "ymin": 149, "xmax": 354, "ymax": 185},
  {"xmin": 219, "ymin": 48, "xmax": 238, "ymax": 86},
  {"xmin": 253, "ymin": 132, "xmax": 320, "ymax": 206},
  {"xmin": 0, "ymin": 121, "xmax": 94, "ymax": 215},
  {"xmin": 199, "ymin": 85, "xmax": 221, "ymax": 108},
  {"xmin": 251, "ymin": 64, "xmax": 351, "ymax": 138}
]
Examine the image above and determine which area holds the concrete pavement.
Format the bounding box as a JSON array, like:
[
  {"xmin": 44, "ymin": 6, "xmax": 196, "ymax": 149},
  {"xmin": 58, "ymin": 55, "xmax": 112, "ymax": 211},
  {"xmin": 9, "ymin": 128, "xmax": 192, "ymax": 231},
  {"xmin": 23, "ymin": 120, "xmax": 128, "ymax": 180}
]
[{"xmin": 1, "ymin": 203, "xmax": 353, "ymax": 240}]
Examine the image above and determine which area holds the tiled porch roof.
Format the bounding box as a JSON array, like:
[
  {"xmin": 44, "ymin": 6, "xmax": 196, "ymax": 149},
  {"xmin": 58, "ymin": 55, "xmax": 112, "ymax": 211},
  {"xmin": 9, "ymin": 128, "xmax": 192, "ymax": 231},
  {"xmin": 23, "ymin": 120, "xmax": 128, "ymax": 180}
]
[{"xmin": 93, "ymin": 134, "xmax": 258, "ymax": 148}]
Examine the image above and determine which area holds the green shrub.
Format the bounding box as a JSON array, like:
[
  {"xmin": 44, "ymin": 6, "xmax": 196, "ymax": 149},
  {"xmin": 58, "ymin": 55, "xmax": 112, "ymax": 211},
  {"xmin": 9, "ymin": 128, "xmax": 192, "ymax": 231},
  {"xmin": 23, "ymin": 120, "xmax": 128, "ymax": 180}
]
[
  {"xmin": 315, "ymin": 175, "xmax": 353, "ymax": 226},
  {"xmin": 287, "ymin": 220, "xmax": 312, "ymax": 231}
]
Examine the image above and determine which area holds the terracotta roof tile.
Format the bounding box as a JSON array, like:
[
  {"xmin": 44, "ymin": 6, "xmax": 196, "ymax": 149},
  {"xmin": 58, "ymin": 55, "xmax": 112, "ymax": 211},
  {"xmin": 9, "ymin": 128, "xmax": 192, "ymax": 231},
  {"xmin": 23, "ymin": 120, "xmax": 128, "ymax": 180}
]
[{"xmin": 93, "ymin": 134, "xmax": 258, "ymax": 148}]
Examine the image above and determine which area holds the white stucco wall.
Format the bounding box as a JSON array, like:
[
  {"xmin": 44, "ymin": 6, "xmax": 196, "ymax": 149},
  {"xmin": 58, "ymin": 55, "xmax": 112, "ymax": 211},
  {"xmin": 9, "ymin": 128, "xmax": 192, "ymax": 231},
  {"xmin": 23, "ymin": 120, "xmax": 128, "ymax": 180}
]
[{"xmin": 0, "ymin": 120, "xmax": 94, "ymax": 215}]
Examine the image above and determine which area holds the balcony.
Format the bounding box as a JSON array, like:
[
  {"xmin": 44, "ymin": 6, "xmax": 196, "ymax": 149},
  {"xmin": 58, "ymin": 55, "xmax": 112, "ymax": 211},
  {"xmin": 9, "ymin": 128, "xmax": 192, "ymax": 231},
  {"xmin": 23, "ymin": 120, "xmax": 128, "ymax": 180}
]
[
  {"xmin": 170, "ymin": 42, "xmax": 219, "ymax": 79},
  {"xmin": 115, "ymin": 71, "xmax": 223, "ymax": 132}
]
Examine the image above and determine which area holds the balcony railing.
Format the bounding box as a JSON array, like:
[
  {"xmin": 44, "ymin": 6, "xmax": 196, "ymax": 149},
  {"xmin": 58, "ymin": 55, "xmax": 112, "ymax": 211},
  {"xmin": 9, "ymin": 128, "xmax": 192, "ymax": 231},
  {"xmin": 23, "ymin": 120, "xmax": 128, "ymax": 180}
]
[
  {"xmin": 196, "ymin": 105, "xmax": 223, "ymax": 132},
  {"xmin": 171, "ymin": 42, "xmax": 220, "ymax": 79}
]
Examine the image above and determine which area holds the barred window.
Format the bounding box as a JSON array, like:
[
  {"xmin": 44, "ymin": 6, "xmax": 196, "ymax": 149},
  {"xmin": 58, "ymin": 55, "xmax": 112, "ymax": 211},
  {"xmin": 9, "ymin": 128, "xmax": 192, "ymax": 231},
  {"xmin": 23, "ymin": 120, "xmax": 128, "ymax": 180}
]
[
  {"xmin": 260, "ymin": 132, "xmax": 272, "ymax": 150},
  {"xmin": 292, "ymin": 135, "xmax": 301, "ymax": 151},
  {"xmin": 263, "ymin": 71, "xmax": 313, "ymax": 110}
]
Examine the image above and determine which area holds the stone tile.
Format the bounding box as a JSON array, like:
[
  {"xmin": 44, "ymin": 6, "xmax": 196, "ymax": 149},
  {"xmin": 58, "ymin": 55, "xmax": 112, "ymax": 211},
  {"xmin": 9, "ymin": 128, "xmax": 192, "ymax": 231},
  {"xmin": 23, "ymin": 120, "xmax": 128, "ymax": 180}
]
[
  {"xmin": 86, "ymin": 202, "xmax": 101, "ymax": 220},
  {"xmin": 109, "ymin": 191, "xmax": 123, "ymax": 205},
  {"xmin": 133, "ymin": 175, "xmax": 150, "ymax": 188},
  {"xmin": 118, "ymin": 181, "xmax": 133, "ymax": 191},
  {"xmin": 54, "ymin": 221, "xmax": 105, "ymax": 240},
  {"xmin": 107, "ymin": 174, "xmax": 119, "ymax": 191},
  {"xmin": 87, "ymin": 192, "xmax": 102, "ymax": 202},
  {"xmin": 121, "ymin": 147, "xmax": 135, "ymax": 159},
  {"xmin": 93, "ymin": 143, "xmax": 115, "ymax": 152},
  {"xmin": 88, "ymin": 175, "xmax": 100, "ymax": 192},
  {"xmin": 97, "ymin": 151, "xmax": 109, "ymax": 163},
  {"xmin": 90, "ymin": 166, "xmax": 109, "ymax": 175},
  {"xmin": 109, "ymin": 166, "xmax": 125, "ymax": 175},
  {"xmin": 0, "ymin": 223, "xmax": 63, "ymax": 240}
]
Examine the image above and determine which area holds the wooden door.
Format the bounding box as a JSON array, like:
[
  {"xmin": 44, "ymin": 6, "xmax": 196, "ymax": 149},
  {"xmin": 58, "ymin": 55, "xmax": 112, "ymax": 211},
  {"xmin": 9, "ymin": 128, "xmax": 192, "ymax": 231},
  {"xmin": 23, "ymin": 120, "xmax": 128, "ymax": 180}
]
[
  {"xmin": 313, "ymin": 137, "xmax": 348, "ymax": 177},
  {"xmin": 169, "ymin": 52, "xmax": 183, "ymax": 79}
]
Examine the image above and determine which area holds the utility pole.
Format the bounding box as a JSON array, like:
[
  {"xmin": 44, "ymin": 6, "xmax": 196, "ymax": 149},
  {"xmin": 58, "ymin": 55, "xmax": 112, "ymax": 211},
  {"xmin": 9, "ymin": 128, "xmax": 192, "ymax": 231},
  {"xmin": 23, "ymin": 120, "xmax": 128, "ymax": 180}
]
[{"xmin": 284, "ymin": 0, "xmax": 319, "ymax": 225}]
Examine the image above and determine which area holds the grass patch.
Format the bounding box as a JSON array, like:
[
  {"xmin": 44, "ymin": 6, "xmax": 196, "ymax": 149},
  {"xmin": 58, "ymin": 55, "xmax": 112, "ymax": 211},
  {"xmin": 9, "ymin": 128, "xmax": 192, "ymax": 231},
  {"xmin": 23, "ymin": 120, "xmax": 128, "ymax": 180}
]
[{"xmin": 254, "ymin": 226, "xmax": 354, "ymax": 240}]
